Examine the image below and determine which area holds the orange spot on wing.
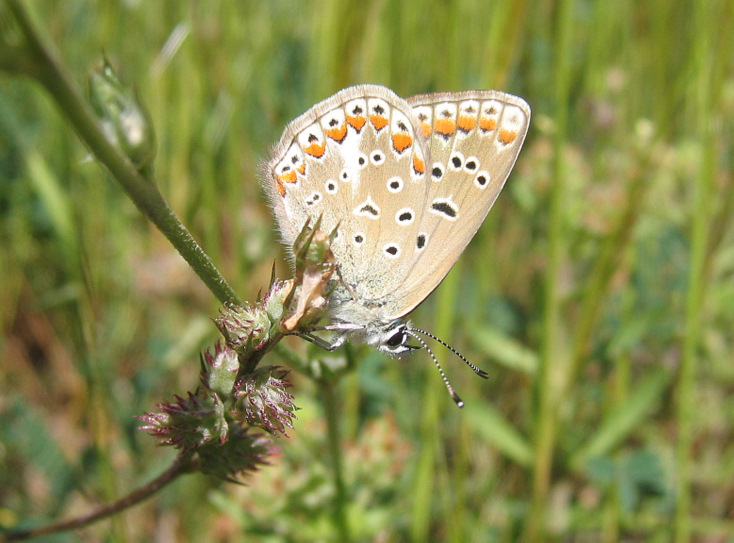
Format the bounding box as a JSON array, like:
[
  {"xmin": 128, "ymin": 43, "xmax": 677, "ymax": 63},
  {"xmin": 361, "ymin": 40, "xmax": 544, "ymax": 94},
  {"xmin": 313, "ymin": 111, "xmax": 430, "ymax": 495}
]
[
  {"xmin": 413, "ymin": 155, "xmax": 425, "ymax": 174},
  {"xmin": 434, "ymin": 118, "xmax": 456, "ymax": 136},
  {"xmin": 457, "ymin": 115, "xmax": 476, "ymax": 132},
  {"xmin": 304, "ymin": 142, "xmax": 326, "ymax": 158},
  {"xmin": 498, "ymin": 129, "xmax": 517, "ymax": 144},
  {"xmin": 325, "ymin": 123, "xmax": 347, "ymax": 142},
  {"xmin": 347, "ymin": 115, "xmax": 366, "ymax": 131},
  {"xmin": 296, "ymin": 164, "xmax": 306, "ymax": 175},
  {"xmin": 276, "ymin": 179, "xmax": 286, "ymax": 197},
  {"xmin": 420, "ymin": 122, "xmax": 432, "ymax": 137},
  {"xmin": 370, "ymin": 114, "xmax": 388, "ymax": 131},
  {"xmin": 480, "ymin": 118, "xmax": 497, "ymax": 131},
  {"xmin": 392, "ymin": 133, "xmax": 413, "ymax": 154},
  {"xmin": 278, "ymin": 170, "xmax": 297, "ymax": 184}
]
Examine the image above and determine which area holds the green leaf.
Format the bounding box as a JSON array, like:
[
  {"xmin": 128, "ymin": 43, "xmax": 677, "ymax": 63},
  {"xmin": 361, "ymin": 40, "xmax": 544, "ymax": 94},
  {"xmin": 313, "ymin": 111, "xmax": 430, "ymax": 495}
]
[
  {"xmin": 464, "ymin": 398, "xmax": 532, "ymax": 467},
  {"xmin": 468, "ymin": 324, "xmax": 538, "ymax": 375},
  {"xmin": 571, "ymin": 369, "xmax": 670, "ymax": 470}
]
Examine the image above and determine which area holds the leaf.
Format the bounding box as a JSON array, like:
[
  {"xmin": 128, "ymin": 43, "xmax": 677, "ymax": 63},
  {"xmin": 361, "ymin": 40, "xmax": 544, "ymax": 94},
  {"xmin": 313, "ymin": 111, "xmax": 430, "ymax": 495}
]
[
  {"xmin": 464, "ymin": 398, "xmax": 532, "ymax": 467},
  {"xmin": 570, "ymin": 368, "xmax": 670, "ymax": 470},
  {"xmin": 468, "ymin": 324, "xmax": 538, "ymax": 375},
  {"xmin": 586, "ymin": 450, "xmax": 668, "ymax": 514}
]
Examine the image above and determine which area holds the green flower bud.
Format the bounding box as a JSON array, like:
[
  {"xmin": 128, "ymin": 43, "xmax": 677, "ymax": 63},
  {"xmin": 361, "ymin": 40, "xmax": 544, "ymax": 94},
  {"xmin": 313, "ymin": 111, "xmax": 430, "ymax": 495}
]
[
  {"xmin": 89, "ymin": 58, "xmax": 156, "ymax": 170},
  {"xmin": 200, "ymin": 341, "xmax": 239, "ymax": 399}
]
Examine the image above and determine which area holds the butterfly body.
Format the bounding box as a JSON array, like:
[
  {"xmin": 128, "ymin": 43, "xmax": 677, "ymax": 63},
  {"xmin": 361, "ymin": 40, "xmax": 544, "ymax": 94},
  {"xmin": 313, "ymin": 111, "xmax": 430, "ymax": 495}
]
[{"xmin": 262, "ymin": 85, "xmax": 530, "ymax": 356}]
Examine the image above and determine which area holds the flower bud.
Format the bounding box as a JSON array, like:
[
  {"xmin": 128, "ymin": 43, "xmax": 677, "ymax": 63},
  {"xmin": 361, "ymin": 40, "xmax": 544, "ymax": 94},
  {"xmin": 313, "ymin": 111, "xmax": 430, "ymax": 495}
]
[
  {"xmin": 233, "ymin": 366, "xmax": 296, "ymax": 437},
  {"xmin": 197, "ymin": 427, "xmax": 276, "ymax": 482},
  {"xmin": 200, "ymin": 341, "xmax": 239, "ymax": 399},
  {"xmin": 282, "ymin": 219, "xmax": 337, "ymax": 331},
  {"xmin": 138, "ymin": 392, "xmax": 228, "ymax": 450},
  {"xmin": 214, "ymin": 301, "xmax": 272, "ymax": 352},
  {"xmin": 292, "ymin": 216, "xmax": 337, "ymax": 276},
  {"xmin": 89, "ymin": 58, "xmax": 156, "ymax": 170}
]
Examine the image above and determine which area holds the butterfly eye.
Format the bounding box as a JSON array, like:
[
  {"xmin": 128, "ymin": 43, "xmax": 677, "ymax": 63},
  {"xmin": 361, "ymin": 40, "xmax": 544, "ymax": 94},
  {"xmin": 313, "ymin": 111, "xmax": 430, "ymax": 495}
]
[{"xmin": 386, "ymin": 329, "xmax": 406, "ymax": 348}]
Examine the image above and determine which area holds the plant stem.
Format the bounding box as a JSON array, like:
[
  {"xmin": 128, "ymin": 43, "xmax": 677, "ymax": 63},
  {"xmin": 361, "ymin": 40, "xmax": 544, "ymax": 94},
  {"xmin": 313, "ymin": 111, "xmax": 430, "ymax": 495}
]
[
  {"xmin": 2, "ymin": 453, "xmax": 195, "ymax": 541},
  {"xmin": 320, "ymin": 379, "xmax": 351, "ymax": 543},
  {"xmin": 526, "ymin": 0, "xmax": 573, "ymax": 539},
  {"xmin": 3, "ymin": 0, "xmax": 240, "ymax": 306},
  {"xmin": 411, "ymin": 264, "xmax": 461, "ymax": 542},
  {"xmin": 568, "ymin": 153, "xmax": 649, "ymax": 390},
  {"xmin": 675, "ymin": 3, "xmax": 716, "ymax": 541}
]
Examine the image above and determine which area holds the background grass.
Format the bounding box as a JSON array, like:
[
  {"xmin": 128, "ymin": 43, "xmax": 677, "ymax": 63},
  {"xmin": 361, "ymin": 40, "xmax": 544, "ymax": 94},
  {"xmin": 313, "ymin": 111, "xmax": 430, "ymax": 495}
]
[{"xmin": 1, "ymin": 0, "xmax": 733, "ymax": 541}]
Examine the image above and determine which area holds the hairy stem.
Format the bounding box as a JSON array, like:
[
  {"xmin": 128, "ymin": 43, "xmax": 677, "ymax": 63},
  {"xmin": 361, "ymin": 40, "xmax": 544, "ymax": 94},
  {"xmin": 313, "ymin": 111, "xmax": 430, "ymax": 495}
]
[{"xmin": 2, "ymin": 453, "xmax": 195, "ymax": 541}]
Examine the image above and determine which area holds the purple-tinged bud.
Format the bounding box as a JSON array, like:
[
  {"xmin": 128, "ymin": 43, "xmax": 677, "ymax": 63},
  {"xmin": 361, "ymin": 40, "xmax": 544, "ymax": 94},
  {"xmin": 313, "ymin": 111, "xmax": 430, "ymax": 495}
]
[
  {"xmin": 233, "ymin": 366, "xmax": 296, "ymax": 437},
  {"xmin": 138, "ymin": 392, "xmax": 228, "ymax": 450},
  {"xmin": 197, "ymin": 427, "xmax": 277, "ymax": 482},
  {"xmin": 214, "ymin": 302, "xmax": 271, "ymax": 352}
]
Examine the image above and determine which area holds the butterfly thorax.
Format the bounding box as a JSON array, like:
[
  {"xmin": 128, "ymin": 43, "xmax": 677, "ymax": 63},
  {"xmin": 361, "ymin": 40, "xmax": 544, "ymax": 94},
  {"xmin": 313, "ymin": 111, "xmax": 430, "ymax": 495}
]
[{"xmin": 326, "ymin": 286, "xmax": 414, "ymax": 356}]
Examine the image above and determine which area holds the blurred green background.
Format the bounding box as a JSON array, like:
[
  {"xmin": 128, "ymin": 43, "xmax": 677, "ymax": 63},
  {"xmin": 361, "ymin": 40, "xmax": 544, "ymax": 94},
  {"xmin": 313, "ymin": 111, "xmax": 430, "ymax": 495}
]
[{"xmin": 1, "ymin": 0, "xmax": 733, "ymax": 541}]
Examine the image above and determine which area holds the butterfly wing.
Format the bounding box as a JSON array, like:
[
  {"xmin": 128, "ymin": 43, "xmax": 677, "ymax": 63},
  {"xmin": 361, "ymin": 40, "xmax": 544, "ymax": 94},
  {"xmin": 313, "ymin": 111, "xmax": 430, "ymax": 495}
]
[
  {"xmin": 380, "ymin": 90, "xmax": 531, "ymax": 319},
  {"xmin": 262, "ymin": 85, "xmax": 432, "ymax": 318}
]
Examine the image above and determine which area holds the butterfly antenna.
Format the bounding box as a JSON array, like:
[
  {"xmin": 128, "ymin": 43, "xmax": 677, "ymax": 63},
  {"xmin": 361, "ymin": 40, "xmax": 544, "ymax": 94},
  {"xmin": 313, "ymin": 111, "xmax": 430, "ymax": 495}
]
[
  {"xmin": 407, "ymin": 330, "xmax": 465, "ymax": 408},
  {"xmin": 409, "ymin": 327, "xmax": 489, "ymax": 379}
]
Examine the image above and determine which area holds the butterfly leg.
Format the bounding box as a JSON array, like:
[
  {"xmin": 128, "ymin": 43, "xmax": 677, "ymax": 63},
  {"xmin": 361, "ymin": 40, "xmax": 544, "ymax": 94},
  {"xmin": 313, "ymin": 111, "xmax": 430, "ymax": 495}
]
[
  {"xmin": 287, "ymin": 322, "xmax": 364, "ymax": 352},
  {"xmin": 335, "ymin": 265, "xmax": 358, "ymax": 300},
  {"xmin": 293, "ymin": 331, "xmax": 343, "ymax": 352},
  {"xmin": 286, "ymin": 329, "xmax": 351, "ymax": 352}
]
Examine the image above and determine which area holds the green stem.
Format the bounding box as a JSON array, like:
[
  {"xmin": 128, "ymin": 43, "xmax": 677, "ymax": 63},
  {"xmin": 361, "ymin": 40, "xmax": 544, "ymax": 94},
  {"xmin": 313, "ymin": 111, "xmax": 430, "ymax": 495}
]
[
  {"xmin": 320, "ymin": 379, "xmax": 351, "ymax": 543},
  {"xmin": 568, "ymin": 154, "xmax": 649, "ymax": 389},
  {"xmin": 527, "ymin": 0, "xmax": 573, "ymax": 539},
  {"xmin": 411, "ymin": 264, "xmax": 461, "ymax": 542},
  {"xmin": 3, "ymin": 0, "xmax": 240, "ymax": 306},
  {"xmin": 675, "ymin": 3, "xmax": 717, "ymax": 541}
]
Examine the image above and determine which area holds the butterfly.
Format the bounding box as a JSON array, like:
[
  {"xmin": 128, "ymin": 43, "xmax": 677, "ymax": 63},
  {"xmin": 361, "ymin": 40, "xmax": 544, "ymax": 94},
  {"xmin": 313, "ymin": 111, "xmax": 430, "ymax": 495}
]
[{"xmin": 262, "ymin": 85, "xmax": 530, "ymax": 405}]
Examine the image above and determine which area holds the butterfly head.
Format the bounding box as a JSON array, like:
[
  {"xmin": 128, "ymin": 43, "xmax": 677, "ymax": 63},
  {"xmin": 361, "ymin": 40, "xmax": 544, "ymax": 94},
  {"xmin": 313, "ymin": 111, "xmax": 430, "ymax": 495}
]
[
  {"xmin": 358, "ymin": 319, "xmax": 490, "ymax": 408},
  {"xmin": 370, "ymin": 320, "xmax": 419, "ymax": 357}
]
